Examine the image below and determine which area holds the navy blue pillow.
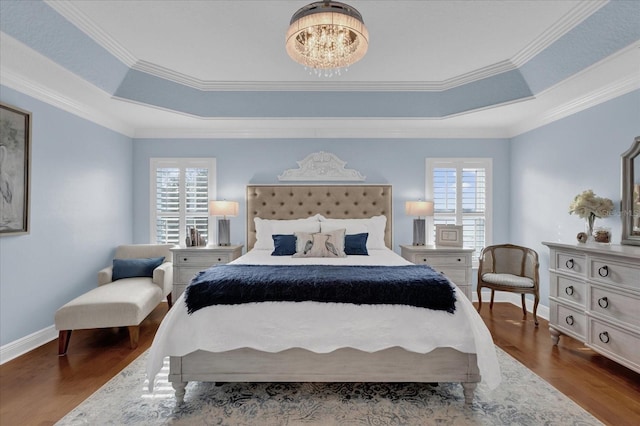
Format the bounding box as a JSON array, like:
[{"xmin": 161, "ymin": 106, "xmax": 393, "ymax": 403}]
[
  {"xmin": 112, "ymin": 257, "xmax": 165, "ymax": 281},
  {"xmin": 345, "ymin": 233, "xmax": 369, "ymax": 255},
  {"xmin": 271, "ymin": 234, "xmax": 297, "ymax": 256}
]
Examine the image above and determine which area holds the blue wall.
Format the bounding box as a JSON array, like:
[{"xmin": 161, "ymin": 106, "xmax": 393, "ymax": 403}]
[
  {"xmin": 132, "ymin": 138, "xmax": 511, "ymax": 252},
  {"xmin": 0, "ymin": 86, "xmax": 133, "ymax": 346},
  {"xmin": 1, "ymin": 86, "xmax": 638, "ymax": 348},
  {"xmin": 510, "ymin": 90, "xmax": 640, "ymax": 305}
]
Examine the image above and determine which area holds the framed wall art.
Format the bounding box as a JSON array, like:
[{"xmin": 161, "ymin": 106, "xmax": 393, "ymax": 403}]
[
  {"xmin": 0, "ymin": 102, "xmax": 31, "ymax": 235},
  {"xmin": 435, "ymin": 224, "xmax": 463, "ymax": 247}
]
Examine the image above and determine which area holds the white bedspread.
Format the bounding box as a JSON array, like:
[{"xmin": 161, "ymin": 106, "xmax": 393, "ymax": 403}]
[{"xmin": 147, "ymin": 249, "xmax": 501, "ymax": 390}]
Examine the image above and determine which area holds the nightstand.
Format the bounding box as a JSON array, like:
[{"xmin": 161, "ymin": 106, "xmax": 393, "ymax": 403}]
[
  {"xmin": 170, "ymin": 245, "xmax": 243, "ymax": 300},
  {"xmin": 400, "ymin": 245, "xmax": 474, "ymax": 300}
]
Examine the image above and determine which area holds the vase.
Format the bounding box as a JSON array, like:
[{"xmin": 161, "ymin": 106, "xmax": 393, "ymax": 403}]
[{"xmin": 585, "ymin": 216, "xmax": 596, "ymax": 243}]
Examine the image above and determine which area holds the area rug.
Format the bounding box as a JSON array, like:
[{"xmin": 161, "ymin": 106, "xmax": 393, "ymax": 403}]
[{"xmin": 56, "ymin": 348, "xmax": 602, "ymax": 425}]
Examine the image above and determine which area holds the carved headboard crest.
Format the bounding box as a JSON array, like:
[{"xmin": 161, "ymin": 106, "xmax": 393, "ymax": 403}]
[{"xmin": 278, "ymin": 151, "xmax": 366, "ymax": 181}]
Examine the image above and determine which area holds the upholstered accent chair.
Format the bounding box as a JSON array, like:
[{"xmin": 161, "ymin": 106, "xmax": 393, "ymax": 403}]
[
  {"xmin": 55, "ymin": 244, "xmax": 174, "ymax": 355},
  {"xmin": 476, "ymin": 244, "xmax": 540, "ymax": 326}
]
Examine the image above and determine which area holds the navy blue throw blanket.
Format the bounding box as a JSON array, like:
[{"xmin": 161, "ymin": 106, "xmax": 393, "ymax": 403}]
[{"xmin": 185, "ymin": 264, "xmax": 456, "ymax": 315}]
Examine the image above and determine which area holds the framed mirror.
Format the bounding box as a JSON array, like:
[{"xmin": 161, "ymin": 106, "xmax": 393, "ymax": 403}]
[{"xmin": 621, "ymin": 136, "xmax": 640, "ymax": 246}]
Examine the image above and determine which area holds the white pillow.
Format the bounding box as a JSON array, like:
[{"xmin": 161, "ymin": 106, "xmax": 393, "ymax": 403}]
[
  {"xmin": 254, "ymin": 215, "xmax": 322, "ymax": 250},
  {"xmin": 319, "ymin": 215, "xmax": 387, "ymax": 249}
]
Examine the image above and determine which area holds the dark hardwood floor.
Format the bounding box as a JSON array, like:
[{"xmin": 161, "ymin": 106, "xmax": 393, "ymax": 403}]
[{"xmin": 1, "ymin": 302, "xmax": 639, "ymax": 425}]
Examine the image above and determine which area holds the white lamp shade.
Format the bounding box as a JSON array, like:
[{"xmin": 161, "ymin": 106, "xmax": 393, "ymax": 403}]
[
  {"xmin": 405, "ymin": 201, "xmax": 434, "ymax": 217},
  {"xmin": 209, "ymin": 200, "xmax": 239, "ymax": 217}
]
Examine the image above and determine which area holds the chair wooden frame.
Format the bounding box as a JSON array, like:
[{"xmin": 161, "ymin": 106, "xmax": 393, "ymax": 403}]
[{"xmin": 476, "ymin": 244, "xmax": 540, "ymax": 326}]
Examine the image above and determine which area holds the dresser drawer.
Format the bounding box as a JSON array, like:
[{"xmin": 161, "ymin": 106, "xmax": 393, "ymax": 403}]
[
  {"xmin": 412, "ymin": 255, "xmax": 469, "ymax": 267},
  {"xmin": 550, "ymin": 302, "xmax": 586, "ymax": 341},
  {"xmin": 549, "ymin": 273, "xmax": 586, "ymax": 308},
  {"xmin": 436, "ymin": 268, "xmax": 467, "ymax": 285},
  {"xmin": 175, "ymin": 266, "xmax": 210, "ymax": 284},
  {"xmin": 588, "ymin": 257, "xmax": 640, "ymax": 291},
  {"xmin": 587, "ymin": 317, "xmax": 640, "ymax": 373},
  {"xmin": 589, "ymin": 285, "xmax": 640, "ymax": 329},
  {"xmin": 555, "ymin": 251, "xmax": 586, "ymax": 276},
  {"xmin": 175, "ymin": 253, "xmax": 232, "ymax": 266}
]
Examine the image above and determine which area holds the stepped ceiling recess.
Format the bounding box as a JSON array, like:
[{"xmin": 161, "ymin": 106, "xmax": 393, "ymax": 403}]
[{"xmin": 0, "ymin": 0, "xmax": 638, "ymax": 138}]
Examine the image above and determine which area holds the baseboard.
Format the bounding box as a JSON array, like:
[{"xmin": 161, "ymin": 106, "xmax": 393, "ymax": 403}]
[
  {"xmin": 472, "ymin": 290, "xmax": 549, "ymax": 320},
  {"xmin": 0, "ymin": 325, "xmax": 58, "ymax": 365}
]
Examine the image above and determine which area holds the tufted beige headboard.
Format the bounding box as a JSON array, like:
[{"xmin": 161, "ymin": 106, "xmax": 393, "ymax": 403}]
[{"xmin": 246, "ymin": 185, "xmax": 393, "ymax": 250}]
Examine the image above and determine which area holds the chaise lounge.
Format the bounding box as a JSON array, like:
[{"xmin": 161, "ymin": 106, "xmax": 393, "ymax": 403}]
[{"xmin": 55, "ymin": 244, "xmax": 174, "ymax": 355}]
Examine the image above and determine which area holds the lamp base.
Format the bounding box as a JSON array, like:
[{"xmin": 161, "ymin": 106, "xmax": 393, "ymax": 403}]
[
  {"xmin": 218, "ymin": 219, "xmax": 231, "ymax": 246},
  {"xmin": 412, "ymin": 218, "xmax": 426, "ymax": 246}
]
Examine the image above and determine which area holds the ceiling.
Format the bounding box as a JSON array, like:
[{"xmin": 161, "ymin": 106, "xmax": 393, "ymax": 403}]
[
  {"xmin": 54, "ymin": 0, "xmax": 584, "ymax": 84},
  {"xmin": 0, "ymin": 0, "xmax": 639, "ymax": 138}
]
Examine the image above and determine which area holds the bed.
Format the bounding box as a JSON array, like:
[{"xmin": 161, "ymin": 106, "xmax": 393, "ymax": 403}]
[{"xmin": 147, "ymin": 184, "xmax": 500, "ymax": 405}]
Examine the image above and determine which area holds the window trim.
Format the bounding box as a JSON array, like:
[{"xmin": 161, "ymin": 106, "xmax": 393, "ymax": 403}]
[
  {"xmin": 426, "ymin": 157, "xmax": 492, "ymax": 266},
  {"xmin": 150, "ymin": 158, "xmax": 217, "ymax": 245}
]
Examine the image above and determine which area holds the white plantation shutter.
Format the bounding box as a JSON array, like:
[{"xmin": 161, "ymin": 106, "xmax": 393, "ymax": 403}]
[
  {"xmin": 427, "ymin": 158, "xmax": 492, "ymax": 264},
  {"xmin": 151, "ymin": 159, "xmax": 216, "ymax": 245}
]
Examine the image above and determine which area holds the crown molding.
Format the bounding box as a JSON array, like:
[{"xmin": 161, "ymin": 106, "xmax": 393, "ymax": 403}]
[
  {"xmin": 132, "ymin": 119, "xmax": 512, "ymax": 140},
  {"xmin": 0, "ymin": 67, "xmax": 134, "ymax": 137},
  {"xmin": 131, "ymin": 58, "xmax": 521, "ymax": 92},
  {"xmin": 511, "ymin": 0, "xmax": 608, "ymax": 67},
  {"xmin": 508, "ymin": 41, "xmax": 640, "ymax": 136},
  {"xmin": 44, "ymin": 0, "xmax": 137, "ymax": 67},
  {"xmin": 509, "ymin": 73, "xmax": 639, "ymax": 137}
]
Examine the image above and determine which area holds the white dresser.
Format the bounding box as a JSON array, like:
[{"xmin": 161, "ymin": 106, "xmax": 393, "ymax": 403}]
[
  {"xmin": 170, "ymin": 245, "xmax": 243, "ymax": 299},
  {"xmin": 543, "ymin": 242, "xmax": 640, "ymax": 374},
  {"xmin": 400, "ymin": 245, "xmax": 474, "ymax": 300}
]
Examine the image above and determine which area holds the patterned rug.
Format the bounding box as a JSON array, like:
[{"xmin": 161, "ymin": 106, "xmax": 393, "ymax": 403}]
[{"xmin": 56, "ymin": 348, "xmax": 602, "ymax": 425}]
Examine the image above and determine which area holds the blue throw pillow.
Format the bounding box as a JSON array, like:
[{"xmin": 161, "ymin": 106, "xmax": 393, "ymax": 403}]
[
  {"xmin": 112, "ymin": 257, "xmax": 165, "ymax": 281},
  {"xmin": 271, "ymin": 234, "xmax": 297, "ymax": 256},
  {"xmin": 345, "ymin": 233, "xmax": 369, "ymax": 255}
]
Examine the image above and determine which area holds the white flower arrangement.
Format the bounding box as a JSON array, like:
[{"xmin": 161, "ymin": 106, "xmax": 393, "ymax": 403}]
[
  {"xmin": 568, "ymin": 190, "xmax": 614, "ymax": 219},
  {"xmin": 569, "ymin": 190, "xmax": 614, "ymax": 234}
]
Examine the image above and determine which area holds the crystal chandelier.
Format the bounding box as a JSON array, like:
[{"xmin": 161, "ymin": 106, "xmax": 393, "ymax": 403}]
[{"xmin": 285, "ymin": 1, "xmax": 369, "ymax": 77}]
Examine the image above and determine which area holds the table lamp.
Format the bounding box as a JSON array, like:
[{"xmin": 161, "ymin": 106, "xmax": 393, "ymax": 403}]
[
  {"xmin": 405, "ymin": 200, "xmax": 434, "ymax": 246},
  {"xmin": 209, "ymin": 200, "xmax": 239, "ymax": 246}
]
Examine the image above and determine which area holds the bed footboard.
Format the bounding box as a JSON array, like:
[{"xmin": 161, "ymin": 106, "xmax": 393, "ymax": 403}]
[{"xmin": 168, "ymin": 347, "xmax": 480, "ymax": 405}]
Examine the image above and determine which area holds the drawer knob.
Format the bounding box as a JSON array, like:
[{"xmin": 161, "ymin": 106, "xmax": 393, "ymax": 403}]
[
  {"xmin": 598, "ymin": 331, "xmax": 610, "ymax": 344},
  {"xmin": 565, "ymin": 259, "xmax": 574, "ymax": 269},
  {"xmin": 183, "ymin": 258, "xmax": 188, "ymax": 261},
  {"xmin": 597, "ymin": 297, "xmax": 609, "ymax": 309},
  {"xmin": 457, "ymin": 258, "xmax": 462, "ymax": 262},
  {"xmin": 598, "ymin": 265, "xmax": 609, "ymax": 277},
  {"xmin": 565, "ymin": 286, "xmax": 574, "ymax": 296},
  {"xmin": 565, "ymin": 315, "xmax": 575, "ymax": 326},
  {"xmin": 218, "ymin": 258, "xmax": 222, "ymax": 262}
]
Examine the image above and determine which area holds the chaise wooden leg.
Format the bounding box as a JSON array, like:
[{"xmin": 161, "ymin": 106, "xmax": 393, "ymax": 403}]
[
  {"xmin": 127, "ymin": 326, "xmax": 139, "ymax": 349},
  {"xmin": 489, "ymin": 290, "xmax": 495, "ymax": 310},
  {"xmin": 533, "ymin": 296, "xmax": 539, "ymax": 327},
  {"xmin": 58, "ymin": 330, "xmax": 72, "ymax": 356},
  {"xmin": 476, "ymin": 287, "xmax": 483, "ymax": 312},
  {"xmin": 166, "ymin": 292, "xmax": 172, "ymax": 309},
  {"xmin": 521, "ymin": 294, "xmax": 527, "ymax": 319}
]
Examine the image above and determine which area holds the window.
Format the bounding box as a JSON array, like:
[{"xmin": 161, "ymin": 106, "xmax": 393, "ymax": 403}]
[
  {"xmin": 426, "ymin": 158, "xmax": 492, "ymax": 264},
  {"xmin": 150, "ymin": 158, "xmax": 216, "ymax": 245}
]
